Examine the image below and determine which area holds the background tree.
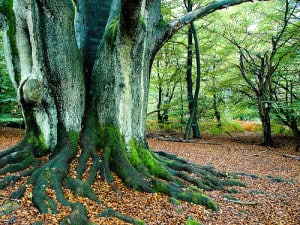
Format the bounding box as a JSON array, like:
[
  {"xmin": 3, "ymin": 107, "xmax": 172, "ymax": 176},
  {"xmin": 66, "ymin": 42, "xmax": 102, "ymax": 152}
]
[
  {"xmin": 209, "ymin": 0, "xmax": 299, "ymax": 145},
  {"xmin": 150, "ymin": 42, "xmax": 183, "ymax": 124},
  {"xmin": 183, "ymin": 0, "xmax": 202, "ymax": 139},
  {"xmin": 0, "ymin": 32, "xmax": 22, "ymax": 126},
  {"xmin": 0, "ymin": 0, "xmax": 270, "ymax": 223}
]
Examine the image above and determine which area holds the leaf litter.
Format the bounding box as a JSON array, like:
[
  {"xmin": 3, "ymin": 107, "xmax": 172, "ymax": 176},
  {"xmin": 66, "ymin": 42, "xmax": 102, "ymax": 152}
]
[{"xmin": 0, "ymin": 127, "xmax": 299, "ymax": 224}]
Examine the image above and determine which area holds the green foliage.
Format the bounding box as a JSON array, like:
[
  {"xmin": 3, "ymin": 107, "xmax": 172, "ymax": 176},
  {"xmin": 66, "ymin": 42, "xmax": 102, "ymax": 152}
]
[
  {"xmin": 0, "ymin": 0, "xmax": 18, "ymax": 63},
  {"xmin": 185, "ymin": 217, "xmax": 202, "ymax": 225},
  {"xmin": 148, "ymin": 0, "xmax": 299, "ymax": 139},
  {"xmin": 199, "ymin": 120, "xmax": 245, "ymax": 135},
  {"xmin": 146, "ymin": 119, "xmax": 183, "ymax": 133},
  {"xmin": 271, "ymin": 123, "xmax": 291, "ymax": 135},
  {"xmin": 0, "ymin": 32, "xmax": 22, "ymax": 126}
]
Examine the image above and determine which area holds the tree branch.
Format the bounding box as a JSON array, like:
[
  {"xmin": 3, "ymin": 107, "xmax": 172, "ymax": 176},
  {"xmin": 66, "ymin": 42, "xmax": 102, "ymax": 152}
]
[{"xmin": 155, "ymin": 0, "xmax": 270, "ymax": 48}]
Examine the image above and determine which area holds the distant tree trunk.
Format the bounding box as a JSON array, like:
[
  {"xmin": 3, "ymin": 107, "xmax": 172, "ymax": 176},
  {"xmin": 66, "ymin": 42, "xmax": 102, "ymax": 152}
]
[
  {"xmin": 273, "ymin": 79, "xmax": 299, "ymax": 151},
  {"xmin": 212, "ymin": 77, "xmax": 221, "ymax": 127},
  {"xmin": 213, "ymin": 93, "xmax": 221, "ymax": 128},
  {"xmin": 258, "ymin": 96, "xmax": 273, "ymax": 145},
  {"xmin": 238, "ymin": 52, "xmax": 273, "ymax": 145},
  {"xmin": 184, "ymin": 0, "xmax": 201, "ymax": 139},
  {"xmin": 156, "ymin": 64, "xmax": 172, "ymax": 125},
  {"xmin": 157, "ymin": 86, "xmax": 164, "ymax": 123},
  {"xmin": 290, "ymin": 120, "xmax": 300, "ymax": 138},
  {"xmin": 162, "ymin": 93, "xmax": 170, "ymax": 123},
  {"xmin": 156, "ymin": 61, "xmax": 164, "ymax": 123}
]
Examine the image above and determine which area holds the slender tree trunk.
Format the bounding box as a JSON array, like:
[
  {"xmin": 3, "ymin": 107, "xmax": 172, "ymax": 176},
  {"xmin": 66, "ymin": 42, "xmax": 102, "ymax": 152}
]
[
  {"xmin": 185, "ymin": 25, "xmax": 194, "ymax": 139},
  {"xmin": 162, "ymin": 94, "xmax": 169, "ymax": 123},
  {"xmin": 156, "ymin": 60, "xmax": 164, "ymax": 124},
  {"xmin": 258, "ymin": 96, "xmax": 273, "ymax": 145},
  {"xmin": 184, "ymin": 23, "xmax": 201, "ymax": 139},
  {"xmin": 213, "ymin": 93, "xmax": 221, "ymax": 128},
  {"xmin": 211, "ymin": 75, "xmax": 222, "ymax": 127},
  {"xmin": 157, "ymin": 86, "xmax": 164, "ymax": 123}
]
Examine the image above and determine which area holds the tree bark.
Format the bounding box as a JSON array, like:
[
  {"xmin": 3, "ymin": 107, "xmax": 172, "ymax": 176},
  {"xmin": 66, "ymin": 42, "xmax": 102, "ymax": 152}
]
[
  {"xmin": 184, "ymin": 23, "xmax": 201, "ymax": 139},
  {"xmin": 0, "ymin": 0, "xmax": 269, "ymax": 223},
  {"xmin": 184, "ymin": 0, "xmax": 201, "ymax": 139},
  {"xmin": 258, "ymin": 96, "xmax": 273, "ymax": 146}
]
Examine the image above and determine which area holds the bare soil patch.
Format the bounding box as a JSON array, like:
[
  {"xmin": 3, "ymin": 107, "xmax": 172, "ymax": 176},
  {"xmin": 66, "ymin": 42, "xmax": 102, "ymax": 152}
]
[{"xmin": 0, "ymin": 127, "xmax": 299, "ymax": 224}]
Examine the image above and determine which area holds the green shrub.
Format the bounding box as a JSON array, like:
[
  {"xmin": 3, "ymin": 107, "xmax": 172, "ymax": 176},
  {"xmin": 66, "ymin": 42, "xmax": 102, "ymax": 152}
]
[{"xmin": 271, "ymin": 123, "xmax": 292, "ymax": 135}]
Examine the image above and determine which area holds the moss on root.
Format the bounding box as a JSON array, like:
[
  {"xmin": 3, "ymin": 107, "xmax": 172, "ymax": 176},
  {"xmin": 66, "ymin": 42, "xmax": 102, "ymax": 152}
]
[
  {"xmin": 97, "ymin": 124, "xmax": 238, "ymax": 212},
  {"xmin": 65, "ymin": 177, "xmax": 101, "ymax": 203},
  {"xmin": 99, "ymin": 125, "xmax": 153, "ymax": 192},
  {"xmin": 152, "ymin": 180, "xmax": 219, "ymax": 212},
  {"xmin": 99, "ymin": 207, "xmax": 145, "ymax": 225},
  {"xmin": 0, "ymin": 132, "xmax": 44, "ymax": 191},
  {"xmin": 1, "ymin": 121, "xmax": 247, "ymax": 223},
  {"xmin": 61, "ymin": 203, "xmax": 89, "ymax": 225},
  {"xmin": 129, "ymin": 140, "xmax": 174, "ymax": 181}
]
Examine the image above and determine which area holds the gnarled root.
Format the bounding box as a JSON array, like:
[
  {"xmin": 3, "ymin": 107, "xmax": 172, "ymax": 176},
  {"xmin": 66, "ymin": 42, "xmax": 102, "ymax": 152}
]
[
  {"xmin": 0, "ymin": 131, "xmax": 45, "ymax": 190},
  {"xmin": 1, "ymin": 124, "xmax": 246, "ymax": 224},
  {"xmin": 99, "ymin": 207, "xmax": 145, "ymax": 225},
  {"xmin": 99, "ymin": 125, "xmax": 246, "ymax": 214},
  {"xmin": 1, "ymin": 129, "xmax": 101, "ymax": 224}
]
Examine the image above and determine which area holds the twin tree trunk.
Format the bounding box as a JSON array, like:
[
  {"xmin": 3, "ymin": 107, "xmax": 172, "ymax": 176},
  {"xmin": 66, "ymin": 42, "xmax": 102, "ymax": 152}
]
[{"xmin": 0, "ymin": 0, "xmax": 266, "ymax": 223}]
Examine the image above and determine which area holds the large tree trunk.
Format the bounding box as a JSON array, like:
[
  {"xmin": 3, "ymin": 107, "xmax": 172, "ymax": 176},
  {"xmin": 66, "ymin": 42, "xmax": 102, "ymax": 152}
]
[{"xmin": 0, "ymin": 0, "xmax": 264, "ymax": 223}]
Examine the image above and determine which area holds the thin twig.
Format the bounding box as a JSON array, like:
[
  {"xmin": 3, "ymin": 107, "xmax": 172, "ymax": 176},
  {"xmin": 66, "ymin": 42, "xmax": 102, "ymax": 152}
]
[{"xmin": 283, "ymin": 154, "xmax": 300, "ymax": 161}]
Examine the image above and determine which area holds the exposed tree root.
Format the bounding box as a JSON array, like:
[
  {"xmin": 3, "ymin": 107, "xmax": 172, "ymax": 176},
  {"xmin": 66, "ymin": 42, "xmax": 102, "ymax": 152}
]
[
  {"xmin": 0, "ymin": 124, "xmax": 248, "ymax": 224},
  {"xmin": 0, "ymin": 132, "xmax": 43, "ymax": 190},
  {"xmin": 0, "ymin": 129, "xmax": 101, "ymax": 224},
  {"xmin": 99, "ymin": 125, "xmax": 246, "ymax": 213},
  {"xmin": 99, "ymin": 207, "xmax": 145, "ymax": 225}
]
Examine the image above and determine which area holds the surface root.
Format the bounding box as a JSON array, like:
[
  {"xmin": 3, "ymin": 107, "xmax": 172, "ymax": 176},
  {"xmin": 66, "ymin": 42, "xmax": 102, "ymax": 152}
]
[{"xmin": 99, "ymin": 207, "xmax": 145, "ymax": 225}]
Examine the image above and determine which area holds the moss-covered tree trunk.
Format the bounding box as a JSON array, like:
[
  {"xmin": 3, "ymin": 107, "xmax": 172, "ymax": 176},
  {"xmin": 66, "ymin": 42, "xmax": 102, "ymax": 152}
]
[{"xmin": 0, "ymin": 0, "xmax": 267, "ymax": 223}]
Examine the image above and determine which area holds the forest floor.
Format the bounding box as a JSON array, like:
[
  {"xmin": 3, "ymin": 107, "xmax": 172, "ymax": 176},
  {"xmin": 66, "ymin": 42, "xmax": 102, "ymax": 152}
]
[{"xmin": 0, "ymin": 127, "xmax": 299, "ymax": 225}]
